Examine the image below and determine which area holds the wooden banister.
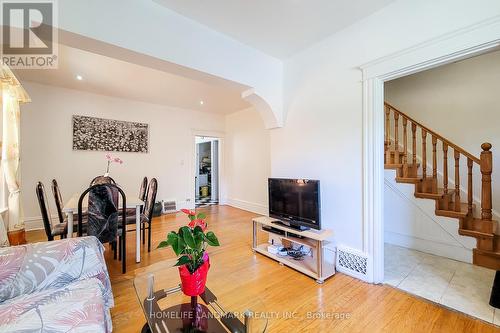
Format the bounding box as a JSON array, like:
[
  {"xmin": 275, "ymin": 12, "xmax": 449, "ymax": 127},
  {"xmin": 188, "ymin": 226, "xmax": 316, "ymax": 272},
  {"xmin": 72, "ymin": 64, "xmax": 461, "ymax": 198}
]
[
  {"xmin": 384, "ymin": 103, "xmax": 497, "ymax": 268},
  {"xmin": 384, "ymin": 103, "xmax": 493, "ymax": 222},
  {"xmin": 385, "ymin": 103, "xmax": 480, "ymax": 164}
]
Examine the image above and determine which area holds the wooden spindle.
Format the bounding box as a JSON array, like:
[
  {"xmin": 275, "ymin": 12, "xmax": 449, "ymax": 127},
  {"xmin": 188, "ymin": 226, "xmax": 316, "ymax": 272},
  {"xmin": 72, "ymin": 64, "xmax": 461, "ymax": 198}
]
[
  {"xmin": 443, "ymin": 143, "xmax": 448, "ymax": 194},
  {"xmin": 394, "ymin": 113, "xmax": 399, "ymax": 151},
  {"xmin": 454, "ymin": 150, "xmax": 460, "ymax": 212},
  {"xmin": 385, "ymin": 106, "xmax": 390, "ymax": 145},
  {"xmin": 421, "ymin": 129, "xmax": 427, "ymax": 178},
  {"xmin": 402, "ymin": 118, "xmax": 408, "ymax": 176},
  {"xmin": 467, "ymin": 158, "xmax": 473, "ymax": 215},
  {"xmin": 480, "ymin": 143, "xmax": 493, "ymax": 221},
  {"xmin": 432, "ymin": 136, "xmax": 437, "ymax": 179},
  {"xmin": 431, "ymin": 136, "xmax": 438, "ymax": 193},
  {"xmin": 385, "ymin": 106, "xmax": 390, "ymax": 163},
  {"xmin": 411, "ymin": 123, "xmax": 417, "ymax": 165}
]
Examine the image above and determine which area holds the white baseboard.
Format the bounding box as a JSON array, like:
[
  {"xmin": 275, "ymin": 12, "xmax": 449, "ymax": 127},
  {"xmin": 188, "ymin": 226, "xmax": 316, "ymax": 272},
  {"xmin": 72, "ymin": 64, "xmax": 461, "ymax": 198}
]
[
  {"xmin": 385, "ymin": 231, "xmax": 473, "ymax": 263},
  {"xmin": 225, "ymin": 198, "xmax": 268, "ymax": 216}
]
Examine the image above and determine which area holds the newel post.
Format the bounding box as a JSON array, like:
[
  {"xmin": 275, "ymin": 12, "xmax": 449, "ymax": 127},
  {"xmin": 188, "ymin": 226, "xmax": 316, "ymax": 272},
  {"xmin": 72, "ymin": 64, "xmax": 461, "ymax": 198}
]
[{"xmin": 480, "ymin": 143, "xmax": 493, "ymax": 221}]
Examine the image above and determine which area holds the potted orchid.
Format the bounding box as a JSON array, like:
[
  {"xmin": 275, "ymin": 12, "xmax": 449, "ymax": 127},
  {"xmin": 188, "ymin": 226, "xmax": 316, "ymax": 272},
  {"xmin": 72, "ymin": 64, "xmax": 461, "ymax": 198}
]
[
  {"xmin": 158, "ymin": 209, "xmax": 220, "ymax": 296},
  {"xmin": 104, "ymin": 153, "xmax": 123, "ymax": 176}
]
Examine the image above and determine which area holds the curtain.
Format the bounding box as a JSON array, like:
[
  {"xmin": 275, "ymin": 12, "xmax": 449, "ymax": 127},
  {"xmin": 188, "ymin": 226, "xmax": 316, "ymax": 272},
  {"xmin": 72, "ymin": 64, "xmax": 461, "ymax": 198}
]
[
  {"xmin": 0, "ymin": 65, "xmax": 30, "ymax": 246},
  {"xmin": 0, "ymin": 214, "xmax": 7, "ymax": 246}
]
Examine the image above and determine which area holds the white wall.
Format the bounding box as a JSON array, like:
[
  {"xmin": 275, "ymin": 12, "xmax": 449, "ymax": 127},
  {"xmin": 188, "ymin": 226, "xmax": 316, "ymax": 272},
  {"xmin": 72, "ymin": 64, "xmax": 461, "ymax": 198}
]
[
  {"xmin": 224, "ymin": 108, "xmax": 270, "ymax": 215},
  {"xmin": 385, "ymin": 50, "xmax": 500, "ymax": 222},
  {"xmin": 384, "ymin": 170, "xmax": 476, "ymax": 263},
  {"xmin": 277, "ymin": 0, "xmax": 500, "ymax": 251},
  {"xmin": 21, "ymin": 82, "xmax": 225, "ymax": 229}
]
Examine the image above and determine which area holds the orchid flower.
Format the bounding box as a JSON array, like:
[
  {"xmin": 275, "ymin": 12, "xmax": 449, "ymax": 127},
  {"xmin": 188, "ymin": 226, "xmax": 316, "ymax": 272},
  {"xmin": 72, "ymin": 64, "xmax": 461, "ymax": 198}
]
[{"xmin": 105, "ymin": 154, "xmax": 123, "ymax": 174}]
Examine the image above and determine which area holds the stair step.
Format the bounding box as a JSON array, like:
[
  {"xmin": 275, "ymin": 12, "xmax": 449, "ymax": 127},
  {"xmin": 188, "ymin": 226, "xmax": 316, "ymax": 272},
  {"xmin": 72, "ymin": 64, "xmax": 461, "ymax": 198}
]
[
  {"xmin": 435, "ymin": 202, "xmax": 470, "ymax": 218},
  {"xmin": 473, "ymin": 248, "xmax": 500, "ymax": 270},
  {"xmin": 415, "ymin": 188, "xmax": 446, "ymax": 200},
  {"xmin": 494, "ymin": 235, "xmax": 500, "ymax": 253},
  {"xmin": 461, "ymin": 218, "xmax": 496, "ymax": 234},
  {"xmin": 458, "ymin": 229, "xmax": 494, "ymax": 239},
  {"xmin": 395, "ymin": 175, "xmax": 424, "ymax": 184},
  {"xmin": 385, "ymin": 163, "xmax": 420, "ymax": 170}
]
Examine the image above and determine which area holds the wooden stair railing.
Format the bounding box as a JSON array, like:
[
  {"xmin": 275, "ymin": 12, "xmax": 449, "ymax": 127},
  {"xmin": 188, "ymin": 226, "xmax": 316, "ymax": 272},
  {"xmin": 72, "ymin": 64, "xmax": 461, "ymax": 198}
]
[{"xmin": 384, "ymin": 102, "xmax": 499, "ymax": 270}]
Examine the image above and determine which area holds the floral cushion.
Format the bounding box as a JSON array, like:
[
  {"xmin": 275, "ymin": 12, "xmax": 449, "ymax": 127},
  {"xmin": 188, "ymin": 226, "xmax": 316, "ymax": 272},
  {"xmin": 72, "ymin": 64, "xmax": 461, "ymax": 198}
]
[
  {"xmin": 0, "ymin": 278, "xmax": 112, "ymax": 332},
  {"xmin": 0, "ymin": 236, "xmax": 113, "ymax": 307}
]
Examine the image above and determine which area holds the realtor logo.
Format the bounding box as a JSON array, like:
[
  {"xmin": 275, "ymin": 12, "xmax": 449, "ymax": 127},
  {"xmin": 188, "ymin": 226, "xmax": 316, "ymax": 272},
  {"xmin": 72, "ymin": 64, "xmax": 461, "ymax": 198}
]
[{"xmin": 1, "ymin": 0, "xmax": 58, "ymax": 68}]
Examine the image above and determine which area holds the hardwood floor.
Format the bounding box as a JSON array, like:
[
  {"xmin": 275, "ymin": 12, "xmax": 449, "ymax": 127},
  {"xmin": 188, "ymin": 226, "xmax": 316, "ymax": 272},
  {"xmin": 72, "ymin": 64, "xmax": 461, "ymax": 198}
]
[{"xmin": 27, "ymin": 206, "xmax": 499, "ymax": 332}]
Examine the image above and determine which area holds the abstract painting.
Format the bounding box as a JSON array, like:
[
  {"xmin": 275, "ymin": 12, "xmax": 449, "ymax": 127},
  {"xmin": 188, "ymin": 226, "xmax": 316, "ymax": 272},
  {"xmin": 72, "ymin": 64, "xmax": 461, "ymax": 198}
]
[{"xmin": 72, "ymin": 115, "xmax": 149, "ymax": 153}]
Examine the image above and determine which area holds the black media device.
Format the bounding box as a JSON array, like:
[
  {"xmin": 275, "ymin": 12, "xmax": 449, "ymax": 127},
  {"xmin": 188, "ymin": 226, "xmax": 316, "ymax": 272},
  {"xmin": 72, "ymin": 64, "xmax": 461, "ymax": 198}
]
[
  {"xmin": 262, "ymin": 225, "xmax": 286, "ymax": 236},
  {"xmin": 268, "ymin": 178, "xmax": 321, "ymax": 231}
]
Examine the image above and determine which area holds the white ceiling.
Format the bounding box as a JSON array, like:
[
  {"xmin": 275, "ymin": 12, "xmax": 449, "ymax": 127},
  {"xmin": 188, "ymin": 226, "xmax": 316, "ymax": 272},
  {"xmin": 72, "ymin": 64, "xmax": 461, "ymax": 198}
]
[
  {"xmin": 15, "ymin": 45, "xmax": 251, "ymax": 114},
  {"xmin": 154, "ymin": 0, "xmax": 396, "ymax": 58}
]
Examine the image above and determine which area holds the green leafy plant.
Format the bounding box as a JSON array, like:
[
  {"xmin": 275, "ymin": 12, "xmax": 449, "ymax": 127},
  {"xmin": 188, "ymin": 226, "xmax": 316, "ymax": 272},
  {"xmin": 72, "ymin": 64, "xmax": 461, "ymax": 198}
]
[{"xmin": 158, "ymin": 210, "xmax": 220, "ymax": 273}]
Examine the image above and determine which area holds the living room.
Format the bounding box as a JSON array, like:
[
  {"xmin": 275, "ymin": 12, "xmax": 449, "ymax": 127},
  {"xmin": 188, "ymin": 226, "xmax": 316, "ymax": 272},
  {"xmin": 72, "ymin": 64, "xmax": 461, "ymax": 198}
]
[{"xmin": 1, "ymin": 1, "xmax": 500, "ymax": 332}]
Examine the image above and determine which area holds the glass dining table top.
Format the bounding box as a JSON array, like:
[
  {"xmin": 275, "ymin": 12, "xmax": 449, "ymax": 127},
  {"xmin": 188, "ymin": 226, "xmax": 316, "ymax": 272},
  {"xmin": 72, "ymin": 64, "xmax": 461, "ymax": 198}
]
[{"xmin": 134, "ymin": 252, "xmax": 268, "ymax": 333}]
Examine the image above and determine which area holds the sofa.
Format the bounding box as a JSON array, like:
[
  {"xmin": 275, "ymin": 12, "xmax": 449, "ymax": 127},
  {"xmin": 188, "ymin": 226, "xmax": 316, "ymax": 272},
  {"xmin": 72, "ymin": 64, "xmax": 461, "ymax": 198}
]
[{"xmin": 0, "ymin": 236, "xmax": 114, "ymax": 332}]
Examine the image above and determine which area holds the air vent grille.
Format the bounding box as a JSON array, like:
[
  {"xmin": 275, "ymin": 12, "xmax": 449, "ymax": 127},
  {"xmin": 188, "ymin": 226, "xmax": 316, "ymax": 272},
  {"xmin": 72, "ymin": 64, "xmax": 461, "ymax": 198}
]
[
  {"xmin": 162, "ymin": 200, "xmax": 177, "ymax": 214},
  {"xmin": 336, "ymin": 246, "xmax": 368, "ymax": 280}
]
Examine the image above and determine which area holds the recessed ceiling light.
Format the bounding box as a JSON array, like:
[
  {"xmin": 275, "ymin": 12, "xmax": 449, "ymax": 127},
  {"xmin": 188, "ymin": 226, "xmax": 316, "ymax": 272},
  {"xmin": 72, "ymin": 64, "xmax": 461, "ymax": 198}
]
[
  {"xmin": 76, "ymin": 75, "xmax": 83, "ymax": 81},
  {"xmin": 199, "ymin": 100, "xmax": 204, "ymax": 105}
]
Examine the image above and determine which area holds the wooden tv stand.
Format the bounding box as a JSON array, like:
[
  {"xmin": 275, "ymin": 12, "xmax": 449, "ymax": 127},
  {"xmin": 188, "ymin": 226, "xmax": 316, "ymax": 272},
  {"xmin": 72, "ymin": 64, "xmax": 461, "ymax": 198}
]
[{"xmin": 252, "ymin": 216, "xmax": 335, "ymax": 284}]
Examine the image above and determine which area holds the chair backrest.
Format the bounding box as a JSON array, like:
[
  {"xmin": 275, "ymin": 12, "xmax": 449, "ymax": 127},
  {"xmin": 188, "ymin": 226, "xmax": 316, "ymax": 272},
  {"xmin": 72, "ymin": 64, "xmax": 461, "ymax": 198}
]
[
  {"xmin": 78, "ymin": 183, "xmax": 126, "ymax": 244},
  {"xmin": 90, "ymin": 176, "xmax": 116, "ymax": 186},
  {"xmin": 139, "ymin": 177, "xmax": 148, "ymax": 202},
  {"xmin": 51, "ymin": 179, "xmax": 65, "ymax": 224},
  {"xmin": 90, "ymin": 175, "xmax": 118, "ymax": 206},
  {"xmin": 36, "ymin": 182, "xmax": 54, "ymax": 241},
  {"xmin": 90, "ymin": 175, "xmax": 116, "ymax": 186},
  {"xmin": 143, "ymin": 178, "xmax": 158, "ymax": 222}
]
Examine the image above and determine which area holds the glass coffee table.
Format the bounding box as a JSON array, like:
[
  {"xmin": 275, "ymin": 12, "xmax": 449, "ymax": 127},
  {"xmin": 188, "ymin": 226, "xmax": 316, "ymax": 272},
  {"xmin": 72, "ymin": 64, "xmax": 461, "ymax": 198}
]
[{"xmin": 134, "ymin": 256, "xmax": 268, "ymax": 333}]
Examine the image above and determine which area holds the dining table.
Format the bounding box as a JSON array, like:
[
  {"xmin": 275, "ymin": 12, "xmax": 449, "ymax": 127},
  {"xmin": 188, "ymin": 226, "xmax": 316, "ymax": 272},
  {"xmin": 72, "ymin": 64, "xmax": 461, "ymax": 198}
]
[{"xmin": 62, "ymin": 192, "xmax": 144, "ymax": 263}]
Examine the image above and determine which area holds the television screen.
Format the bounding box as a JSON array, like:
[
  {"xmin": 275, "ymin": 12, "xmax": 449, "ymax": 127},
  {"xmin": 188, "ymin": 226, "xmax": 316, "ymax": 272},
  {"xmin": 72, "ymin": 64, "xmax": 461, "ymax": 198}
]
[{"xmin": 268, "ymin": 178, "xmax": 321, "ymax": 230}]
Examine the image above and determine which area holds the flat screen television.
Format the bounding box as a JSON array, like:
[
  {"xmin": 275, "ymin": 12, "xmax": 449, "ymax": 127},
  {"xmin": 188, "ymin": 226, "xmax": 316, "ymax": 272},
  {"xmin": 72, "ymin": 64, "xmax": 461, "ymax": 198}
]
[{"xmin": 268, "ymin": 178, "xmax": 321, "ymax": 231}]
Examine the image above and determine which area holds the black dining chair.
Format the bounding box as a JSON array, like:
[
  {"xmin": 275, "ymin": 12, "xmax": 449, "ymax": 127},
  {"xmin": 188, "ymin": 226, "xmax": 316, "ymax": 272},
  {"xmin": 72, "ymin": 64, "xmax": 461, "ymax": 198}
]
[
  {"xmin": 122, "ymin": 178, "xmax": 158, "ymax": 252},
  {"xmin": 90, "ymin": 175, "xmax": 116, "ymax": 186},
  {"xmin": 78, "ymin": 183, "xmax": 127, "ymax": 273},
  {"xmin": 139, "ymin": 176, "xmax": 148, "ymax": 203},
  {"xmin": 51, "ymin": 179, "xmax": 66, "ymax": 224},
  {"xmin": 91, "ymin": 175, "xmax": 119, "ymax": 209},
  {"xmin": 36, "ymin": 182, "xmax": 67, "ymax": 241},
  {"xmin": 52, "ymin": 178, "xmax": 88, "ymax": 232},
  {"xmin": 125, "ymin": 176, "xmax": 149, "ymax": 241}
]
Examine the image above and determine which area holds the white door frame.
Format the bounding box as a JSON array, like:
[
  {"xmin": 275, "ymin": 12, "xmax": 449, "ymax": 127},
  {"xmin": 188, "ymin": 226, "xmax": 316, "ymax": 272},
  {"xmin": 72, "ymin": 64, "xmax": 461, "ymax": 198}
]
[
  {"xmin": 190, "ymin": 129, "xmax": 225, "ymax": 209},
  {"xmin": 360, "ymin": 16, "xmax": 500, "ymax": 283}
]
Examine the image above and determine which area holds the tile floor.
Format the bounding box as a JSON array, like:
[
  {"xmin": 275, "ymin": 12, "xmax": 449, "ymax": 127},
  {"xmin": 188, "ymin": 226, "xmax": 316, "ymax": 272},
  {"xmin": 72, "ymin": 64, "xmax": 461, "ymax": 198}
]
[{"xmin": 384, "ymin": 243, "xmax": 499, "ymax": 325}]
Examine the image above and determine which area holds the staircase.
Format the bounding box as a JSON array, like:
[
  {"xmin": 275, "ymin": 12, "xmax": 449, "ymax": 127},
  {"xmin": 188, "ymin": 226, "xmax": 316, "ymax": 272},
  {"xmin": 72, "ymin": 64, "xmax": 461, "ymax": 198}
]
[{"xmin": 384, "ymin": 102, "xmax": 500, "ymax": 270}]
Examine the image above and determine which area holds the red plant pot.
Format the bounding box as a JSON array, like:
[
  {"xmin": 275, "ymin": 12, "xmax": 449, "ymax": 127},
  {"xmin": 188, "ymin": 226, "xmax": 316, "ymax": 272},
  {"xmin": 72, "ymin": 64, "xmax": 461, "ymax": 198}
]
[{"xmin": 178, "ymin": 254, "xmax": 210, "ymax": 297}]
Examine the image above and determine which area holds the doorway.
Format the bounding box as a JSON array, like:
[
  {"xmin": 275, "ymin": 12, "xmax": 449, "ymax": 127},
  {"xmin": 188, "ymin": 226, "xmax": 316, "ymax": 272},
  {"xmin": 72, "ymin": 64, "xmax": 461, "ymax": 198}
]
[
  {"xmin": 380, "ymin": 49, "xmax": 500, "ymax": 323},
  {"xmin": 195, "ymin": 136, "xmax": 220, "ymax": 208},
  {"xmin": 360, "ymin": 22, "xmax": 500, "ymax": 285}
]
